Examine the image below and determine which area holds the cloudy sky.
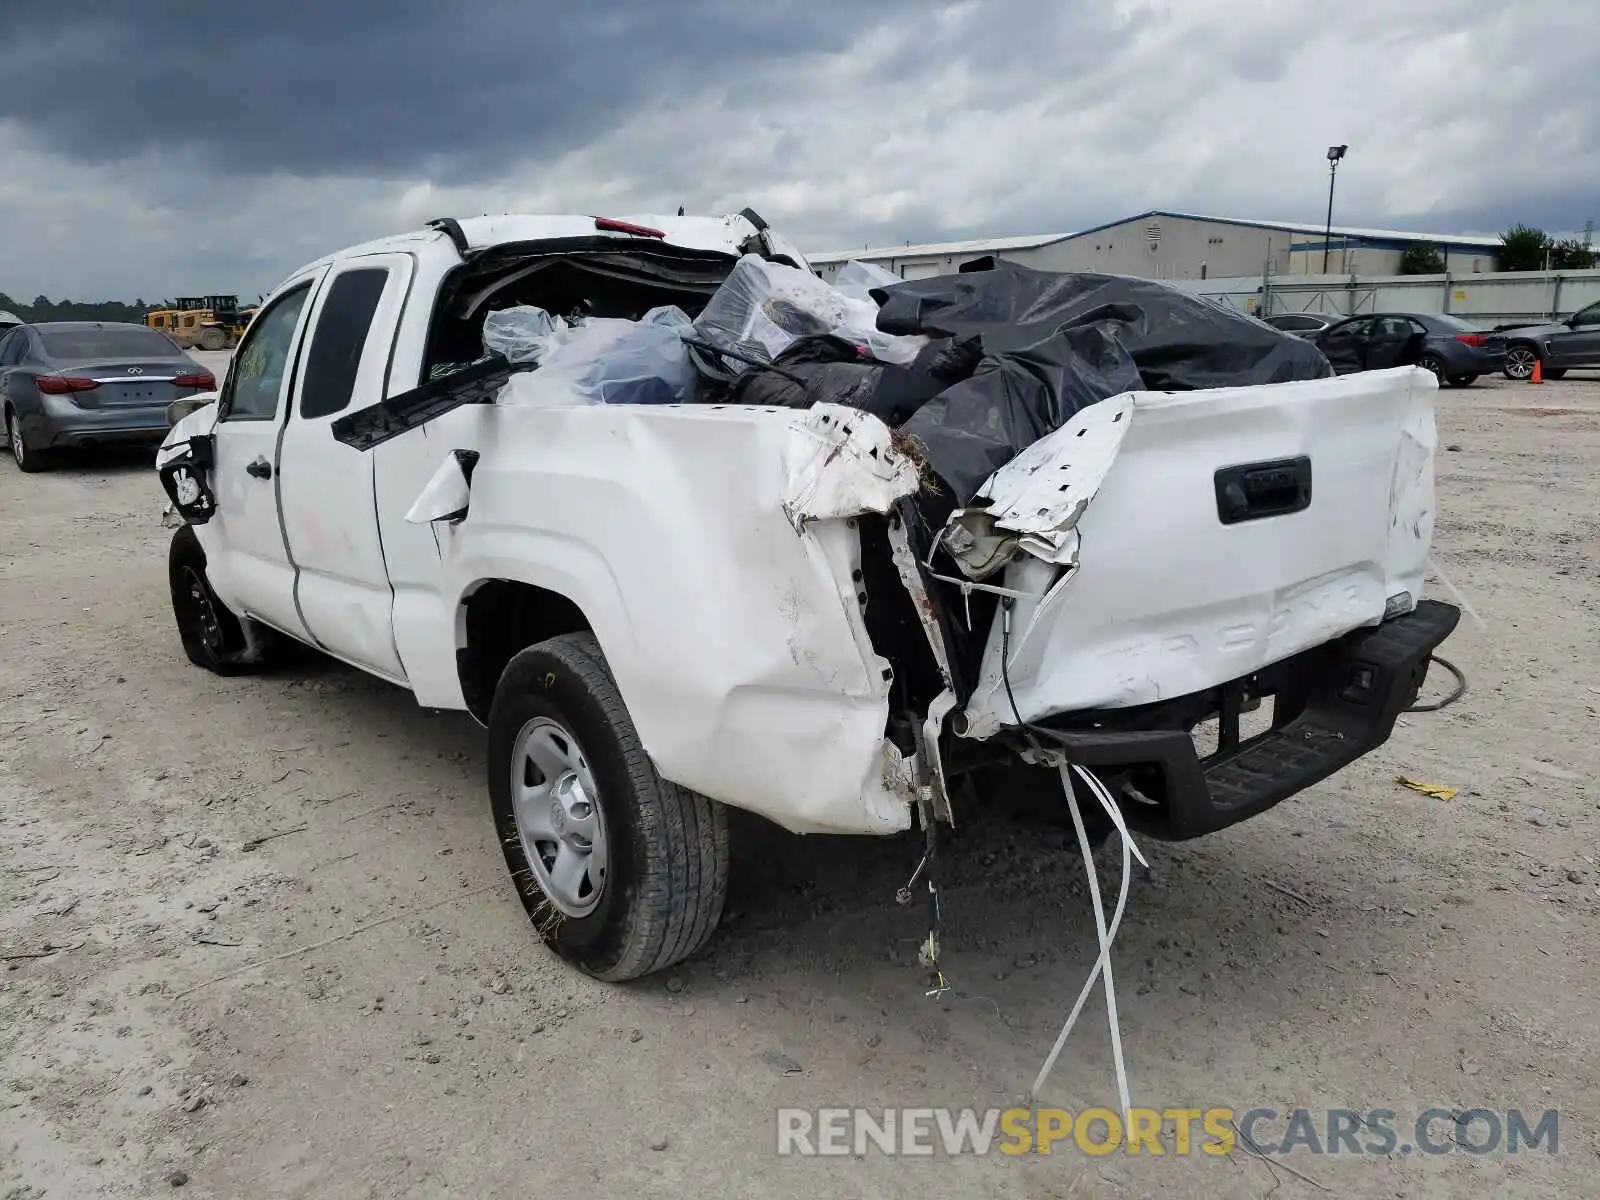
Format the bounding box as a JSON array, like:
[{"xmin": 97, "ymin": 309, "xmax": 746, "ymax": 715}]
[{"xmin": 2, "ymin": 0, "xmax": 1595, "ymax": 301}]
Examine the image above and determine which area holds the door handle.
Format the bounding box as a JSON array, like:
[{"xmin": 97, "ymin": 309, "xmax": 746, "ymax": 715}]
[{"xmin": 246, "ymin": 457, "xmax": 273, "ymax": 480}]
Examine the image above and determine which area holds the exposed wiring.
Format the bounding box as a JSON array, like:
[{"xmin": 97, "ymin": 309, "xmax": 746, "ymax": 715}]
[
  {"xmin": 1000, "ymin": 598, "xmax": 1026, "ymax": 732},
  {"xmin": 1405, "ymin": 654, "xmax": 1467, "ymax": 713},
  {"xmin": 1028, "ymin": 762, "xmax": 1145, "ymax": 1118},
  {"xmin": 1000, "ymin": 596, "xmax": 1143, "ymax": 1115},
  {"xmin": 1426, "ymin": 555, "xmax": 1487, "ymax": 630}
]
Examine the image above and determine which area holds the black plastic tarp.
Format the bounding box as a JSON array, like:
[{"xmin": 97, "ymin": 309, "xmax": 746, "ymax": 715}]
[
  {"xmin": 873, "ymin": 262, "xmax": 1333, "ymax": 502},
  {"xmin": 896, "ymin": 324, "xmax": 1143, "ymax": 505},
  {"xmin": 728, "ymin": 334, "xmax": 950, "ymax": 427}
]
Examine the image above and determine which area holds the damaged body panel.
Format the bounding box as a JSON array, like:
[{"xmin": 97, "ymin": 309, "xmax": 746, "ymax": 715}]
[
  {"xmin": 155, "ymin": 213, "xmax": 1461, "ymax": 982},
  {"xmin": 960, "ymin": 366, "xmax": 1439, "ymax": 730},
  {"xmin": 429, "ymin": 400, "xmax": 922, "ymax": 836}
]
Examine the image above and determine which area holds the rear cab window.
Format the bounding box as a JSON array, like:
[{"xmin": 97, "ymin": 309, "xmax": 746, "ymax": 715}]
[{"xmin": 299, "ymin": 268, "xmax": 391, "ymax": 419}]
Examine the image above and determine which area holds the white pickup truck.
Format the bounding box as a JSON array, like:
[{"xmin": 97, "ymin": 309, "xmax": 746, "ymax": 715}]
[{"xmin": 157, "ymin": 211, "xmax": 1460, "ymax": 981}]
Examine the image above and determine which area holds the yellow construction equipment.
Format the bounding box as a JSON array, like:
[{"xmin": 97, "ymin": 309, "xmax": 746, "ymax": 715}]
[{"xmin": 146, "ymin": 295, "xmax": 254, "ymax": 350}]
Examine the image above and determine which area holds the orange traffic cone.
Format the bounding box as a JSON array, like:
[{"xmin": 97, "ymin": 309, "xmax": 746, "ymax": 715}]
[{"xmin": 1531, "ymin": 357, "xmax": 1544, "ymax": 384}]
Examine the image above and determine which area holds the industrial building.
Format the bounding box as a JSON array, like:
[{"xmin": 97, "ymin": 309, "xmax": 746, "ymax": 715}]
[{"xmin": 810, "ymin": 210, "xmax": 1502, "ymax": 283}]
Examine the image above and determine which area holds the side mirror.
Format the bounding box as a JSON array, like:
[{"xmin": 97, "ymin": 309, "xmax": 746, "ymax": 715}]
[{"xmin": 167, "ymin": 394, "xmax": 216, "ymax": 427}]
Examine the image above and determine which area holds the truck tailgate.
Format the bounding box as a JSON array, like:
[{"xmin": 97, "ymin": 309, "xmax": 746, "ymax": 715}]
[{"xmin": 962, "ymin": 366, "xmax": 1438, "ymax": 725}]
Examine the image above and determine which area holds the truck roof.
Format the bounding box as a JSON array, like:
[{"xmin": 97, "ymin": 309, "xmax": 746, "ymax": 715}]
[{"xmin": 304, "ymin": 213, "xmax": 782, "ymax": 270}]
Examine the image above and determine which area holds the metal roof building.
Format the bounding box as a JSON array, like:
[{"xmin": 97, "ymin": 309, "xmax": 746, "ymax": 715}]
[{"xmin": 811, "ymin": 210, "xmax": 1503, "ymax": 282}]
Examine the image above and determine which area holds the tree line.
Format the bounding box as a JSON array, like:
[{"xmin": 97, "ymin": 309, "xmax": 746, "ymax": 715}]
[
  {"xmin": 1399, "ymin": 224, "xmax": 1597, "ymax": 275},
  {"xmin": 0, "ymin": 293, "xmax": 157, "ymax": 323}
]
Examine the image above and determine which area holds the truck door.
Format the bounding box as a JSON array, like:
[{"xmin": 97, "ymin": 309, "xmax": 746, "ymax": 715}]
[
  {"xmin": 276, "ymin": 253, "xmax": 414, "ymax": 681},
  {"xmin": 203, "ymin": 272, "xmax": 324, "ymax": 642}
]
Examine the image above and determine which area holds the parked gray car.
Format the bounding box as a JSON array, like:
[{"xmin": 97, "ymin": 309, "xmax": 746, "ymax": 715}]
[
  {"xmin": 1, "ymin": 321, "xmax": 216, "ymax": 472},
  {"xmin": 1261, "ymin": 312, "xmax": 1336, "ymax": 338},
  {"xmin": 1309, "ymin": 312, "xmax": 1505, "ymax": 387},
  {"xmin": 1498, "ymin": 299, "xmax": 1600, "ymax": 380}
]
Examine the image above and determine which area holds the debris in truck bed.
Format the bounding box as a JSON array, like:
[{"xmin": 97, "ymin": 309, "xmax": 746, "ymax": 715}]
[
  {"xmin": 874, "ymin": 262, "xmax": 1335, "ymax": 503},
  {"xmin": 692, "ymin": 254, "xmax": 926, "ymax": 369},
  {"xmin": 497, "ymin": 305, "xmax": 696, "ymax": 408}
]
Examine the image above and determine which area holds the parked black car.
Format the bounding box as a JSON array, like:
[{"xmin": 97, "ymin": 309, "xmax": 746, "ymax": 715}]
[
  {"xmin": 1261, "ymin": 312, "xmax": 1336, "ymax": 338},
  {"xmin": 1498, "ymin": 299, "xmax": 1600, "ymax": 380},
  {"xmin": 1, "ymin": 321, "xmax": 216, "ymax": 472},
  {"xmin": 1309, "ymin": 312, "xmax": 1505, "ymax": 387}
]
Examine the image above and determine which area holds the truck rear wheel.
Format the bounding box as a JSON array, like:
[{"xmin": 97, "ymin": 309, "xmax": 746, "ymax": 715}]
[{"xmin": 487, "ymin": 632, "xmax": 729, "ymax": 981}]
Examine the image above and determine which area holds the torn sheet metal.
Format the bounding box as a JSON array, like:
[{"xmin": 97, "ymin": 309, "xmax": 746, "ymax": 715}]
[
  {"xmin": 940, "ymin": 393, "xmax": 1136, "ymax": 579},
  {"xmin": 781, "ymin": 403, "xmax": 921, "ymax": 527},
  {"xmin": 919, "ymin": 689, "xmax": 960, "ymax": 824},
  {"xmin": 405, "ymin": 450, "xmax": 478, "ymax": 525},
  {"xmin": 427, "ymin": 401, "xmax": 915, "ymax": 837}
]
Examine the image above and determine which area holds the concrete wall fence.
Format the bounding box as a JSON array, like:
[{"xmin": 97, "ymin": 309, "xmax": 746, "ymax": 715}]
[{"xmin": 1174, "ymin": 268, "xmax": 1600, "ymax": 327}]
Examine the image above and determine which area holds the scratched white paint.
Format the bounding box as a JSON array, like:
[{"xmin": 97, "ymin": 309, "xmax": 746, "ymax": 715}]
[{"xmin": 962, "ymin": 367, "xmax": 1442, "ymax": 727}]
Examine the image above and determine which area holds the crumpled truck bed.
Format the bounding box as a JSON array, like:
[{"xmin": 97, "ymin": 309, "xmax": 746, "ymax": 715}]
[{"xmin": 398, "ymin": 400, "xmax": 924, "ymax": 836}]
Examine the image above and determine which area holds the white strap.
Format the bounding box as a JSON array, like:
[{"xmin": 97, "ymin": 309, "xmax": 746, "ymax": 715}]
[{"xmin": 1028, "ymin": 763, "xmax": 1145, "ymax": 1121}]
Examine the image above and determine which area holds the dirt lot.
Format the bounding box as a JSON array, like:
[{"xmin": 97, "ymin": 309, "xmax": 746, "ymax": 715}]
[{"xmin": 3, "ymin": 370, "xmax": 1597, "ymax": 1199}]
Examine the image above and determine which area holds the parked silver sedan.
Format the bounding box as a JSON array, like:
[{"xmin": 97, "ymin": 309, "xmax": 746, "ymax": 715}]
[{"xmin": 1, "ymin": 321, "xmax": 217, "ymax": 472}]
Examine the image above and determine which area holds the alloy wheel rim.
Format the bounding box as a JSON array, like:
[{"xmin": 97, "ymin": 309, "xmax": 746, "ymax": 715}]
[
  {"xmin": 1505, "ymin": 347, "xmax": 1536, "ymax": 379},
  {"xmin": 510, "ymin": 716, "xmax": 608, "ymax": 918}
]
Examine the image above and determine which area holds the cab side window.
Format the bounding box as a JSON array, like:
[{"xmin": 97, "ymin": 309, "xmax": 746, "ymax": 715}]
[
  {"xmin": 299, "ymin": 268, "xmax": 389, "ymax": 420},
  {"xmin": 1571, "ymin": 301, "xmax": 1600, "ymax": 327},
  {"xmin": 0, "ymin": 331, "xmax": 23, "ymax": 367},
  {"xmin": 223, "ymin": 284, "xmax": 312, "ymax": 422}
]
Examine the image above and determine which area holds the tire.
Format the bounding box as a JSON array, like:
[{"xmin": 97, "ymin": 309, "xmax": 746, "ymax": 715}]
[
  {"xmin": 1502, "ymin": 344, "xmax": 1538, "ymax": 380},
  {"xmin": 488, "ymin": 632, "xmax": 729, "ymax": 981},
  {"xmin": 168, "ymin": 526, "xmax": 280, "ymax": 674},
  {"xmin": 198, "ymin": 327, "xmax": 227, "ymax": 351},
  {"xmin": 6, "ymin": 406, "xmax": 52, "ymax": 473},
  {"xmin": 1543, "ymin": 368, "xmax": 1568, "ymax": 380},
  {"xmin": 1418, "ymin": 354, "xmax": 1447, "ymax": 385},
  {"xmin": 1446, "ymin": 374, "xmax": 1477, "ymax": 388}
]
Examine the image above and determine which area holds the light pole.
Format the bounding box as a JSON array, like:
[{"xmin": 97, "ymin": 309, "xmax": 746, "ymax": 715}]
[{"xmin": 1323, "ymin": 144, "xmax": 1348, "ymax": 274}]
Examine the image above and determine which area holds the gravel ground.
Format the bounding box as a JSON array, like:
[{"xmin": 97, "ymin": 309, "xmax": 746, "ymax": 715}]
[{"xmin": 2, "ymin": 371, "xmax": 1597, "ymax": 1199}]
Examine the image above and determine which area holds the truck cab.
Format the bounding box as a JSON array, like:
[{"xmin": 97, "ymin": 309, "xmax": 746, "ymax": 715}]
[{"xmin": 157, "ymin": 213, "xmax": 1460, "ymax": 982}]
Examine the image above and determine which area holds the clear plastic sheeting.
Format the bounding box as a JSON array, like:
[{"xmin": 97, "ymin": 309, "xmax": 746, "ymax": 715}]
[
  {"xmin": 693, "ymin": 255, "xmax": 926, "ymax": 368},
  {"xmin": 481, "ymin": 305, "xmax": 560, "ymax": 363},
  {"xmin": 498, "ymin": 306, "xmax": 697, "ymax": 409},
  {"xmin": 831, "ymin": 259, "xmax": 902, "ymax": 305}
]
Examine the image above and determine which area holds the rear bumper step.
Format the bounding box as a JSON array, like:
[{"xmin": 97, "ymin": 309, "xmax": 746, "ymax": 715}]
[{"xmin": 1021, "ymin": 600, "xmax": 1462, "ymax": 840}]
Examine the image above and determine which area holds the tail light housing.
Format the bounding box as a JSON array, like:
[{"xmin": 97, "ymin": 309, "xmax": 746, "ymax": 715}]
[
  {"xmin": 1454, "ymin": 333, "xmax": 1488, "ymax": 347},
  {"xmin": 36, "ymin": 376, "xmax": 100, "ymax": 395},
  {"xmin": 174, "ymin": 373, "xmax": 216, "ymax": 389}
]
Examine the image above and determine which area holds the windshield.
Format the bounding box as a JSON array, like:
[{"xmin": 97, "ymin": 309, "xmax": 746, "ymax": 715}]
[{"xmin": 39, "ymin": 326, "xmax": 181, "ymax": 360}]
